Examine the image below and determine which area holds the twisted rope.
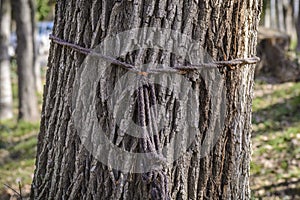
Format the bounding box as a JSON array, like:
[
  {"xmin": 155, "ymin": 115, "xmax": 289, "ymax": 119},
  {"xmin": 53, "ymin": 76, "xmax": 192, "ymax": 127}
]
[{"xmin": 49, "ymin": 34, "xmax": 260, "ymax": 75}]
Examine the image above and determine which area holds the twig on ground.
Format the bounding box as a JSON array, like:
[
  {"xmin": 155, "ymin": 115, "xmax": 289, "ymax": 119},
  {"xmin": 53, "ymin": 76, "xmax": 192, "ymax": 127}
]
[{"xmin": 4, "ymin": 183, "xmax": 23, "ymax": 200}]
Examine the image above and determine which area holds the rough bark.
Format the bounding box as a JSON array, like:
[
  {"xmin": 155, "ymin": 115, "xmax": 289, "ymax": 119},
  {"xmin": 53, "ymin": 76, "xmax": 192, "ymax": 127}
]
[
  {"xmin": 31, "ymin": 0, "xmax": 261, "ymax": 199},
  {"xmin": 0, "ymin": 0, "xmax": 13, "ymax": 120},
  {"xmin": 12, "ymin": 0, "xmax": 39, "ymax": 121}
]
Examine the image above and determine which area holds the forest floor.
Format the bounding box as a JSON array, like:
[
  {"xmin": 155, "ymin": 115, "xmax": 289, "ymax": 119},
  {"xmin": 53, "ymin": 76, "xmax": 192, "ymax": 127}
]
[
  {"xmin": 251, "ymin": 81, "xmax": 300, "ymax": 199},
  {"xmin": 0, "ymin": 80, "xmax": 299, "ymax": 199}
]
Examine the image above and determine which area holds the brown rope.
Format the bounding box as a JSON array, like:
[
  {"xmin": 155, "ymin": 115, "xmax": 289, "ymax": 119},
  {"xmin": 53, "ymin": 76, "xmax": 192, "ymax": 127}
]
[{"xmin": 49, "ymin": 34, "xmax": 260, "ymax": 75}]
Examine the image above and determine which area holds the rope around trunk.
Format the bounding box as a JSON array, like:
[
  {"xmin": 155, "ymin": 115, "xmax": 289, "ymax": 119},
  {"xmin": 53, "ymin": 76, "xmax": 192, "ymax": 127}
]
[{"xmin": 49, "ymin": 34, "xmax": 260, "ymax": 75}]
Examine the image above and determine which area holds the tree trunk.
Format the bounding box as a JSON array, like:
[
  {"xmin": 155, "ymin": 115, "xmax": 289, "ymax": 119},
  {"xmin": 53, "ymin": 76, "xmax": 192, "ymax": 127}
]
[
  {"xmin": 283, "ymin": 0, "xmax": 296, "ymax": 41},
  {"xmin": 277, "ymin": 0, "xmax": 285, "ymax": 31},
  {"xmin": 0, "ymin": 0, "xmax": 13, "ymax": 120},
  {"xmin": 31, "ymin": 0, "xmax": 262, "ymax": 199},
  {"xmin": 34, "ymin": 55, "xmax": 43, "ymax": 93},
  {"xmin": 296, "ymin": 0, "xmax": 300, "ymax": 51},
  {"xmin": 30, "ymin": 0, "xmax": 43, "ymax": 93},
  {"xmin": 264, "ymin": 0, "xmax": 271, "ymax": 28},
  {"xmin": 271, "ymin": 0, "xmax": 277, "ymax": 28},
  {"xmin": 12, "ymin": 0, "xmax": 39, "ymax": 121}
]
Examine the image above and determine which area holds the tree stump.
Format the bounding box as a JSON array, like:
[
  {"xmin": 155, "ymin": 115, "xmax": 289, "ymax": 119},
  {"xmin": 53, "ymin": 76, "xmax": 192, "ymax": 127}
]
[{"xmin": 256, "ymin": 27, "xmax": 300, "ymax": 83}]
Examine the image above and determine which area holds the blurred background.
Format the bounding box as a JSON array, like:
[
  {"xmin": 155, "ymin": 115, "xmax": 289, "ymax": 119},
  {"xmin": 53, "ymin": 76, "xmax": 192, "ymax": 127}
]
[{"xmin": 0, "ymin": 0, "xmax": 299, "ymax": 199}]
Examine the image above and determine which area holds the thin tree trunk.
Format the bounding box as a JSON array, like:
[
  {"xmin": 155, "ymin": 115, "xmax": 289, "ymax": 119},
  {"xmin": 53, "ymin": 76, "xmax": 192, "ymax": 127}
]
[
  {"xmin": 264, "ymin": 0, "xmax": 271, "ymax": 28},
  {"xmin": 0, "ymin": 0, "xmax": 13, "ymax": 120},
  {"xmin": 12, "ymin": 0, "xmax": 39, "ymax": 121},
  {"xmin": 34, "ymin": 55, "xmax": 43, "ymax": 93},
  {"xmin": 30, "ymin": 0, "xmax": 43, "ymax": 93},
  {"xmin": 294, "ymin": 0, "xmax": 300, "ymax": 20},
  {"xmin": 31, "ymin": 0, "xmax": 262, "ymax": 199},
  {"xmin": 277, "ymin": 0, "xmax": 285, "ymax": 31},
  {"xmin": 283, "ymin": 0, "xmax": 295, "ymax": 40},
  {"xmin": 271, "ymin": 0, "xmax": 277, "ymax": 28},
  {"xmin": 296, "ymin": 0, "xmax": 300, "ymax": 51}
]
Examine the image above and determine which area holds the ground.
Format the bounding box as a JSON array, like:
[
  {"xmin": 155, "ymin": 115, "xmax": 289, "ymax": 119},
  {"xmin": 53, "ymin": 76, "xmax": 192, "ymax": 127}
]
[
  {"xmin": 0, "ymin": 121, "xmax": 38, "ymax": 199},
  {"xmin": 251, "ymin": 81, "xmax": 300, "ymax": 199},
  {"xmin": 0, "ymin": 81, "xmax": 299, "ymax": 199}
]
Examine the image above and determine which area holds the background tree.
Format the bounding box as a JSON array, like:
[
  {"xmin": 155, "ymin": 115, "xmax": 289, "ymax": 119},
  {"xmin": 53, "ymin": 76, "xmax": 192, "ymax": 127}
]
[
  {"xmin": 261, "ymin": 0, "xmax": 299, "ymax": 42},
  {"xmin": 12, "ymin": 0, "xmax": 39, "ymax": 121},
  {"xmin": 31, "ymin": 0, "xmax": 261, "ymax": 199},
  {"xmin": 31, "ymin": 0, "xmax": 44, "ymax": 94},
  {"xmin": 296, "ymin": 0, "xmax": 300, "ymax": 51},
  {"xmin": 0, "ymin": 0, "xmax": 13, "ymax": 120}
]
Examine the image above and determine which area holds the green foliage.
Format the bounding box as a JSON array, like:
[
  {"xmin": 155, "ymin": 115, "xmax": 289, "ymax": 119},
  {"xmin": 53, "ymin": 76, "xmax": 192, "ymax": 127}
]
[
  {"xmin": 36, "ymin": 0, "xmax": 51, "ymax": 21},
  {"xmin": 0, "ymin": 120, "xmax": 39, "ymax": 138}
]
